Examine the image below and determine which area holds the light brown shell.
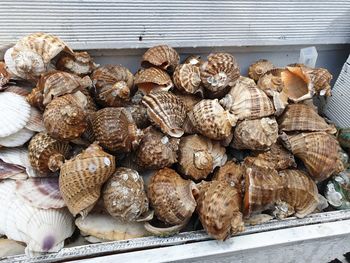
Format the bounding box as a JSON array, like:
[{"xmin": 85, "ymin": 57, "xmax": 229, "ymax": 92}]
[
  {"xmin": 173, "ymin": 63, "xmax": 201, "ymax": 94},
  {"xmin": 231, "ymin": 117, "xmax": 278, "ymax": 150},
  {"xmin": 134, "ymin": 67, "xmax": 173, "ymax": 95},
  {"xmin": 27, "ymin": 85, "xmax": 45, "ymax": 111},
  {"xmin": 178, "ymin": 134, "xmax": 227, "ymax": 181},
  {"xmin": 248, "ymin": 59, "xmax": 275, "ymax": 82},
  {"xmin": 124, "ymin": 104, "xmax": 151, "ymax": 129},
  {"xmin": 257, "ymin": 68, "xmax": 284, "ymax": 96},
  {"xmin": 141, "ymin": 45, "xmax": 180, "ymax": 72},
  {"xmin": 0, "ymin": 61, "xmax": 11, "ymax": 88},
  {"xmin": 102, "ymin": 167, "xmax": 149, "ymax": 221},
  {"xmin": 91, "ymin": 65, "xmax": 134, "ymax": 107},
  {"xmin": 56, "ymin": 51, "xmax": 97, "ymax": 76},
  {"xmin": 278, "ymin": 103, "xmax": 336, "ymax": 134},
  {"xmin": 184, "ymin": 55, "xmax": 202, "ymax": 66},
  {"xmin": 148, "ymin": 167, "xmax": 197, "ymax": 225},
  {"xmin": 189, "ymin": 99, "xmax": 235, "ymax": 140},
  {"xmin": 281, "ymin": 132, "xmax": 344, "ymax": 182},
  {"xmin": 59, "ymin": 143, "xmax": 116, "ymax": 217},
  {"xmin": 200, "ymin": 53, "xmax": 240, "ymax": 98},
  {"xmin": 28, "ymin": 132, "xmax": 70, "ymax": 174},
  {"xmin": 43, "ymin": 93, "xmax": 87, "ymax": 141},
  {"xmin": 213, "ymin": 161, "xmax": 244, "ymax": 193},
  {"xmin": 80, "ymin": 88, "xmax": 98, "ymax": 113},
  {"xmin": 196, "ymin": 180, "xmax": 244, "ymax": 240},
  {"xmin": 173, "ymin": 92, "xmax": 202, "ymax": 113},
  {"xmin": 220, "ymin": 76, "xmax": 275, "ymax": 121},
  {"xmin": 279, "ymin": 169, "xmax": 319, "ymax": 218},
  {"xmin": 91, "ymin": 107, "xmax": 142, "ymax": 153},
  {"xmin": 142, "ymin": 92, "xmax": 187, "ymax": 138},
  {"xmin": 136, "ymin": 127, "xmax": 179, "ymax": 169}
]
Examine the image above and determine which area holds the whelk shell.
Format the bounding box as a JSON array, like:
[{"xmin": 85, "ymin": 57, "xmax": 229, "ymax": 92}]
[
  {"xmin": 59, "ymin": 143, "xmax": 116, "ymax": 217},
  {"xmin": 141, "ymin": 44, "xmax": 180, "ymax": 72},
  {"xmin": 135, "ymin": 67, "xmax": 173, "ymax": 95},
  {"xmin": 56, "ymin": 51, "xmax": 98, "ymax": 76},
  {"xmin": 212, "ymin": 160, "xmax": 244, "ymax": 193},
  {"xmin": 125, "ymin": 104, "xmax": 150, "ymax": 129},
  {"xmin": 248, "ymin": 59, "xmax": 275, "ymax": 82},
  {"xmin": 173, "ymin": 63, "xmax": 202, "ymax": 94},
  {"xmin": 142, "ymin": 92, "xmax": 187, "ymax": 138},
  {"xmin": 257, "ymin": 68, "xmax": 284, "ymax": 96}
]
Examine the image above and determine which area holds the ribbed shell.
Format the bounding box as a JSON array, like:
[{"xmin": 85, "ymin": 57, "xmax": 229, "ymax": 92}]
[
  {"xmin": 173, "ymin": 63, "xmax": 201, "ymax": 94},
  {"xmin": 279, "ymin": 169, "xmax": 319, "ymax": 218},
  {"xmin": 231, "ymin": 117, "xmax": 278, "ymax": 150},
  {"xmin": 220, "ymin": 76, "xmax": 275, "ymax": 121},
  {"xmin": 136, "ymin": 127, "xmax": 179, "ymax": 170},
  {"xmin": 200, "ymin": 53, "xmax": 240, "ymax": 98},
  {"xmin": 148, "ymin": 167, "xmax": 197, "ymax": 225},
  {"xmin": 196, "ymin": 180, "xmax": 244, "ymax": 240},
  {"xmin": 0, "ymin": 128, "xmax": 35, "ymax": 148},
  {"xmin": 189, "ymin": 99, "xmax": 235, "ymax": 140},
  {"xmin": 278, "ymin": 103, "xmax": 336, "ymax": 134},
  {"xmin": 56, "ymin": 51, "xmax": 97, "ymax": 76},
  {"xmin": 43, "ymin": 93, "xmax": 87, "ymax": 141},
  {"xmin": 134, "ymin": 67, "xmax": 173, "ymax": 95},
  {"xmin": 257, "ymin": 68, "xmax": 284, "ymax": 96},
  {"xmin": 248, "ymin": 59, "xmax": 275, "ymax": 82},
  {"xmin": 102, "ymin": 167, "xmax": 149, "ymax": 221},
  {"xmin": 124, "ymin": 104, "xmax": 150, "ymax": 129},
  {"xmin": 178, "ymin": 134, "xmax": 227, "ymax": 181},
  {"xmin": 141, "ymin": 45, "xmax": 180, "ymax": 72},
  {"xmin": 26, "ymin": 106, "xmax": 45, "ymax": 132},
  {"xmin": 213, "ymin": 161, "xmax": 244, "ymax": 193},
  {"xmin": 283, "ymin": 132, "xmax": 344, "ymax": 182},
  {"xmin": 59, "ymin": 143, "xmax": 116, "ymax": 217},
  {"xmin": 91, "ymin": 65, "xmax": 134, "ymax": 107},
  {"xmin": 308, "ymin": 67, "xmax": 332, "ymax": 96},
  {"xmin": 28, "ymin": 132, "xmax": 70, "ymax": 174},
  {"xmin": 91, "ymin": 107, "xmax": 142, "ymax": 153},
  {"xmin": 0, "ymin": 61, "xmax": 11, "ymax": 88},
  {"xmin": 142, "ymin": 92, "xmax": 187, "ymax": 137}
]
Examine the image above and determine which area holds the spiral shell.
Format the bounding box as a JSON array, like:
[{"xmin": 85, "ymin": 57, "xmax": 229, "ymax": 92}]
[
  {"xmin": 200, "ymin": 53, "xmax": 240, "ymax": 98},
  {"xmin": 91, "ymin": 65, "xmax": 134, "ymax": 107},
  {"xmin": 141, "ymin": 45, "xmax": 180, "ymax": 72},
  {"xmin": 188, "ymin": 99, "xmax": 235, "ymax": 140},
  {"xmin": 178, "ymin": 134, "xmax": 227, "ymax": 181},
  {"xmin": 136, "ymin": 127, "xmax": 179, "ymax": 169},
  {"xmin": 56, "ymin": 51, "xmax": 97, "ymax": 76},
  {"xmin": 148, "ymin": 167, "xmax": 197, "ymax": 225},
  {"xmin": 135, "ymin": 67, "xmax": 173, "ymax": 95},
  {"xmin": 91, "ymin": 107, "xmax": 142, "ymax": 152},
  {"xmin": 142, "ymin": 92, "xmax": 187, "ymax": 137},
  {"xmin": 28, "ymin": 132, "xmax": 70, "ymax": 174},
  {"xmin": 59, "ymin": 143, "xmax": 116, "ymax": 217},
  {"xmin": 248, "ymin": 59, "xmax": 275, "ymax": 82},
  {"xmin": 257, "ymin": 68, "xmax": 284, "ymax": 96},
  {"xmin": 0, "ymin": 61, "xmax": 11, "ymax": 88},
  {"xmin": 103, "ymin": 167, "xmax": 149, "ymax": 221},
  {"xmin": 213, "ymin": 161, "xmax": 244, "ymax": 193},
  {"xmin": 173, "ymin": 63, "xmax": 201, "ymax": 94},
  {"xmin": 196, "ymin": 180, "xmax": 244, "ymax": 240}
]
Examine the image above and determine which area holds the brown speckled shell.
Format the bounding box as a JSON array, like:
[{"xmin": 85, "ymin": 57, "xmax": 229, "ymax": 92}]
[
  {"xmin": 248, "ymin": 59, "xmax": 275, "ymax": 82},
  {"xmin": 173, "ymin": 63, "xmax": 201, "ymax": 94},
  {"xmin": 196, "ymin": 180, "xmax": 244, "ymax": 240},
  {"xmin": 213, "ymin": 160, "xmax": 244, "ymax": 193},
  {"xmin": 148, "ymin": 167, "xmax": 197, "ymax": 225},
  {"xmin": 142, "ymin": 92, "xmax": 187, "ymax": 138},
  {"xmin": 91, "ymin": 65, "xmax": 134, "ymax": 107},
  {"xmin": 134, "ymin": 67, "xmax": 173, "ymax": 95},
  {"xmin": 91, "ymin": 107, "xmax": 142, "ymax": 152},
  {"xmin": 136, "ymin": 127, "xmax": 179, "ymax": 170},
  {"xmin": 141, "ymin": 45, "xmax": 180, "ymax": 72},
  {"xmin": 56, "ymin": 51, "xmax": 97, "ymax": 76},
  {"xmin": 59, "ymin": 143, "xmax": 116, "ymax": 217},
  {"xmin": 0, "ymin": 61, "xmax": 11, "ymax": 88},
  {"xmin": 125, "ymin": 104, "xmax": 150, "ymax": 129},
  {"xmin": 102, "ymin": 167, "xmax": 149, "ymax": 221},
  {"xmin": 28, "ymin": 132, "xmax": 70, "ymax": 174}
]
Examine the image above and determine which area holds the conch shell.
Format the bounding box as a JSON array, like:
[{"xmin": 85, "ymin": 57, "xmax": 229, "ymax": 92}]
[
  {"xmin": 141, "ymin": 44, "xmax": 180, "ymax": 72},
  {"xmin": 248, "ymin": 59, "xmax": 275, "ymax": 82},
  {"xmin": 173, "ymin": 63, "xmax": 202, "ymax": 94},
  {"xmin": 59, "ymin": 143, "xmax": 116, "ymax": 217},
  {"xmin": 135, "ymin": 67, "xmax": 173, "ymax": 95},
  {"xmin": 56, "ymin": 51, "xmax": 98, "ymax": 76}
]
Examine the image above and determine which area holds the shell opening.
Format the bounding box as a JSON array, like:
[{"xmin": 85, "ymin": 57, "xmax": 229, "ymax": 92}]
[{"xmin": 48, "ymin": 153, "xmax": 65, "ymax": 172}]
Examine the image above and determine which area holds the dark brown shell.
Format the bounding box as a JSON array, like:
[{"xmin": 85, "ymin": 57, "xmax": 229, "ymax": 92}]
[
  {"xmin": 134, "ymin": 67, "xmax": 173, "ymax": 95},
  {"xmin": 248, "ymin": 59, "xmax": 275, "ymax": 82},
  {"xmin": 141, "ymin": 45, "xmax": 180, "ymax": 72},
  {"xmin": 125, "ymin": 104, "xmax": 151, "ymax": 129},
  {"xmin": 56, "ymin": 51, "xmax": 97, "ymax": 76},
  {"xmin": 213, "ymin": 160, "xmax": 244, "ymax": 193}
]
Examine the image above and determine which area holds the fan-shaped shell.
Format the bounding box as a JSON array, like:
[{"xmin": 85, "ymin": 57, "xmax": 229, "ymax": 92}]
[
  {"xmin": 102, "ymin": 167, "xmax": 149, "ymax": 221},
  {"xmin": 91, "ymin": 107, "xmax": 142, "ymax": 152},
  {"xmin": 43, "ymin": 93, "xmax": 87, "ymax": 141},
  {"xmin": 142, "ymin": 92, "xmax": 187, "ymax": 137},
  {"xmin": 231, "ymin": 117, "xmax": 278, "ymax": 150},
  {"xmin": 200, "ymin": 53, "xmax": 240, "ymax": 98},
  {"xmin": 16, "ymin": 177, "xmax": 65, "ymax": 209},
  {"xmin": 213, "ymin": 160, "xmax": 244, "ymax": 192},
  {"xmin": 178, "ymin": 134, "xmax": 227, "ymax": 181},
  {"xmin": 0, "ymin": 127, "xmax": 34, "ymax": 148},
  {"xmin": 25, "ymin": 106, "xmax": 45, "ymax": 132},
  {"xmin": 91, "ymin": 65, "xmax": 134, "ymax": 107},
  {"xmin": 220, "ymin": 76, "xmax": 275, "ymax": 121},
  {"xmin": 281, "ymin": 132, "xmax": 344, "ymax": 182},
  {"xmin": 248, "ymin": 59, "xmax": 275, "ymax": 82},
  {"xmin": 148, "ymin": 167, "xmax": 197, "ymax": 225},
  {"xmin": 0, "ymin": 61, "xmax": 11, "ymax": 88},
  {"xmin": 136, "ymin": 127, "xmax": 179, "ymax": 169},
  {"xmin": 0, "ymin": 159, "xmax": 25, "ymax": 180},
  {"xmin": 173, "ymin": 63, "xmax": 201, "ymax": 94},
  {"xmin": 5, "ymin": 85, "xmax": 30, "ymax": 97},
  {"xmin": 56, "ymin": 51, "xmax": 98, "ymax": 76},
  {"xmin": 59, "ymin": 143, "xmax": 116, "ymax": 217},
  {"xmin": 189, "ymin": 99, "xmax": 235, "ymax": 140},
  {"xmin": 28, "ymin": 132, "xmax": 70, "ymax": 174},
  {"xmin": 0, "ymin": 92, "xmax": 31, "ymax": 137},
  {"xmin": 135, "ymin": 67, "xmax": 173, "ymax": 95},
  {"xmin": 141, "ymin": 45, "xmax": 180, "ymax": 72},
  {"xmin": 125, "ymin": 104, "xmax": 150, "ymax": 129},
  {"xmin": 196, "ymin": 180, "xmax": 244, "ymax": 240}
]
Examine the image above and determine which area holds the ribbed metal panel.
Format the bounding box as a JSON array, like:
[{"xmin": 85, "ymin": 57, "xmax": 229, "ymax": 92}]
[{"xmin": 0, "ymin": 0, "xmax": 349, "ymax": 50}]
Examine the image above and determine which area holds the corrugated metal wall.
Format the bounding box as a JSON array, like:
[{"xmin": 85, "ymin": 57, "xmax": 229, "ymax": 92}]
[{"xmin": 0, "ymin": 0, "xmax": 349, "ymax": 50}]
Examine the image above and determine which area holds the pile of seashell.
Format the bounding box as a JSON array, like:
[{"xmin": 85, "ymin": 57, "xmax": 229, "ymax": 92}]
[{"xmin": 0, "ymin": 32, "xmax": 347, "ymax": 256}]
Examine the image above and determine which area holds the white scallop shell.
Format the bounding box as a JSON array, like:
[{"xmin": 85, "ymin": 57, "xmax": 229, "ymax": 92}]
[
  {"xmin": 0, "ymin": 92, "xmax": 31, "ymax": 137},
  {"xmin": 0, "ymin": 159, "xmax": 26, "ymax": 180},
  {"xmin": 0, "ymin": 128, "xmax": 35, "ymax": 147},
  {"xmin": 25, "ymin": 107, "xmax": 45, "ymax": 132},
  {"xmin": 0, "ymin": 238, "xmax": 26, "ymax": 257}
]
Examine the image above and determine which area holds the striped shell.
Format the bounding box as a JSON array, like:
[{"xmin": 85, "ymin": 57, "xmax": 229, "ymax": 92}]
[
  {"xmin": 173, "ymin": 63, "xmax": 201, "ymax": 94},
  {"xmin": 141, "ymin": 45, "xmax": 180, "ymax": 72},
  {"xmin": 91, "ymin": 65, "xmax": 134, "ymax": 107},
  {"xmin": 257, "ymin": 68, "xmax": 284, "ymax": 96},
  {"xmin": 56, "ymin": 51, "xmax": 97, "ymax": 76},
  {"xmin": 134, "ymin": 67, "xmax": 173, "ymax": 95},
  {"xmin": 248, "ymin": 59, "xmax": 275, "ymax": 82},
  {"xmin": 59, "ymin": 143, "xmax": 116, "ymax": 217},
  {"xmin": 142, "ymin": 92, "xmax": 187, "ymax": 137}
]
